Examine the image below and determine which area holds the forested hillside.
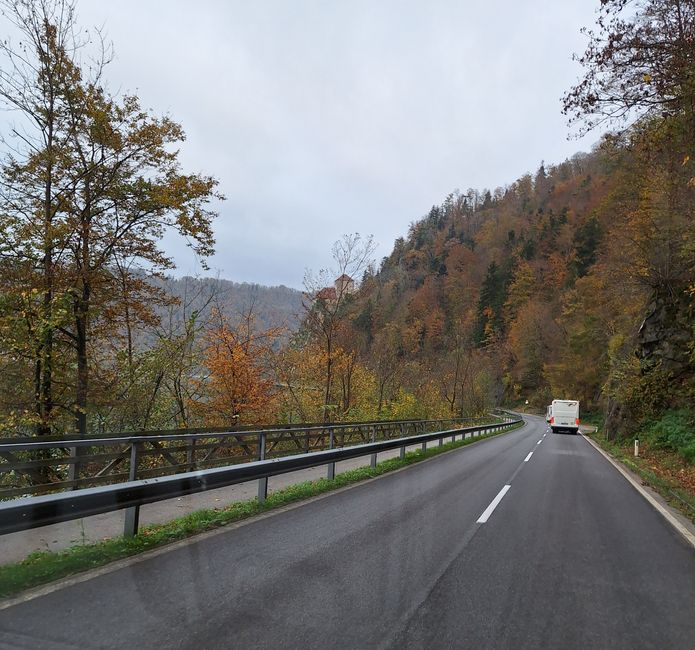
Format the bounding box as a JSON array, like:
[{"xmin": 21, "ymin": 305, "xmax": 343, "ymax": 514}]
[
  {"xmin": 287, "ymin": 122, "xmax": 695, "ymax": 439},
  {"xmin": 293, "ymin": 0, "xmax": 695, "ymax": 443},
  {"xmin": 339, "ymin": 144, "xmax": 679, "ymax": 428},
  {"xmin": 279, "ymin": 128, "xmax": 694, "ymax": 439}
]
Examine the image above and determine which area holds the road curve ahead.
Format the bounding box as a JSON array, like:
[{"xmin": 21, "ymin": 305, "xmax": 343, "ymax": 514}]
[{"xmin": 1, "ymin": 415, "xmax": 694, "ymax": 649}]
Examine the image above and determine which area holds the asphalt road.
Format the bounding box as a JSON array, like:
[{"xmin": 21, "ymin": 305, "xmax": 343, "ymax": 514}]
[{"xmin": 1, "ymin": 415, "xmax": 694, "ymax": 649}]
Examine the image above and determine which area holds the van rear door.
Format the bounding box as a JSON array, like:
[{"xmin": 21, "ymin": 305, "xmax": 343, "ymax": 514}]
[{"xmin": 551, "ymin": 400, "xmax": 579, "ymax": 432}]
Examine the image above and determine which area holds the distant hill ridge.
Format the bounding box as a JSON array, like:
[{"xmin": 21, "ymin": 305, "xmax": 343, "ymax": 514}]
[{"xmin": 153, "ymin": 275, "xmax": 304, "ymax": 334}]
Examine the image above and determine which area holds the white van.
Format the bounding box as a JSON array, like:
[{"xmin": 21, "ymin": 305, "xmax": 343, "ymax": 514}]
[{"xmin": 550, "ymin": 399, "xmax": 580, "ymax": 434}]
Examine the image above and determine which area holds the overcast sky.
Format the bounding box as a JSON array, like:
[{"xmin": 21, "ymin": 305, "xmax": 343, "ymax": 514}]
[{"xmin": 75, "ymin": 0, "xmax": 601, "ymax": 289}]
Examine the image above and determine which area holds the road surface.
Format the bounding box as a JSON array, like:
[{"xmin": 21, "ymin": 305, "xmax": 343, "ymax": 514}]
[{"xmin": 1, "ymin": 415, "xmax": 694, "ymax": 649}]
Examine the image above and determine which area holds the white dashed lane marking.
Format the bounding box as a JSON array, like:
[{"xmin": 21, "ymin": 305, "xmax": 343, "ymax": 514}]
[{"xmin": 477, "ymin": 485, "xmax": 511, "ymax": 523}]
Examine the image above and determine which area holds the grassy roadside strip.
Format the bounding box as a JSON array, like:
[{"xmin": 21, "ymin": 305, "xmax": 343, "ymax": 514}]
[
  {"xmin": 587, "ymin": 431, "xmax": 695, "ymax": 525},
  {"xmin": 0, "ymin": 421, "xmax": 523, "ymax": 599}
]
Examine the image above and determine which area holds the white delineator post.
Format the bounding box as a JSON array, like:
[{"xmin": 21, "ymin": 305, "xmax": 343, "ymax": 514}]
[{"xmin": 634, "ymin": 439, "xmax": 639, "ymax": 457}]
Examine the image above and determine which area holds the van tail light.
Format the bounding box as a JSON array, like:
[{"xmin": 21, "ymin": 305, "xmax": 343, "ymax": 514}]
[
  {"xmin": 550, "ymin": 416, "xmax": 554, "ymax": 424},
  {"xmin": 576, "ymin": 418, "xmax": 580, "ymax": 425}
]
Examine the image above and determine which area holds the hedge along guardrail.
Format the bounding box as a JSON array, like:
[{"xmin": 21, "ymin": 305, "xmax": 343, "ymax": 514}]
[
  {"xmin": 0, "ymin": 417, "xmax": 489, "ymax": 499},
  {"xmin": 0, "ymin": 413, "xmax": 522, "ymax": 537}
]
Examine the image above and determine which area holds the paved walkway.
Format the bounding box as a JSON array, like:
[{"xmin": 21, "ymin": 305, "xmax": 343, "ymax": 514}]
[{"xmin": 2, "ymin": 433, "xmax": 482, "ymax": 564}]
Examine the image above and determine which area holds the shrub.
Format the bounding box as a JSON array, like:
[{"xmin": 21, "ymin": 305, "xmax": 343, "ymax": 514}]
[{"xmin": 643, "ymin": 409, "xmax": 695, "ymax": 463}]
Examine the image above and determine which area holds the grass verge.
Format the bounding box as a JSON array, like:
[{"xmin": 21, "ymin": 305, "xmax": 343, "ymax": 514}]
[
  {"xmin": 0, "ymin": 422, "xmax": 522, "ymax": 599},
  {"xmin": 588, "ymin": 430, "xmax": 695, "ymax": 525}
]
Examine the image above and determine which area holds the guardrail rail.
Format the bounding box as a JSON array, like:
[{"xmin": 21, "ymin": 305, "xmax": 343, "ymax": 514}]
[
  {"xmin": 0, "ymin": 411, "xmax": 522, "ymax": 537},
  {"xmin": 0, "ymin": 417, "xmax": 489, "ymax": 499}
]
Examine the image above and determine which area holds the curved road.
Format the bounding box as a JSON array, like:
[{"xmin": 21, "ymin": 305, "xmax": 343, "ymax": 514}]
[{"xmin": 1, "ymin": 415, "xmax": 694, "ymax": 649}]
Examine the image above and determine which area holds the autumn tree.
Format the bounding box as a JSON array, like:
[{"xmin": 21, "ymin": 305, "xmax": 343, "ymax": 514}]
[
  {"xmin": 194, "ymin": 309, "xmax": 280, "ymax": 426},
  {"xmin": 303, "ymin": 234, "xmax": 375, "ymax": 422},
  {"xmin": 564, "ymin": 0, "xmax": 695, "ymax": 420},
  {"xmin": 0, "ymin": 0, "xmax": 79, "ymax": 433},
  {"xmin": 563, "ymin": 0, "xmax": 695, "ymax": 132},
  {"xmin": 441, "ymin": 319, "xmax": 476, "ymax": 416},
  {"xmin": 0, "ymin": 0, "xmax": 221, "ymax": 435},
  {"xmin": 272, "ymin": 339, "xmax": 329, "ymax": 423},
  {"xmin": 62, "ymin": 86, "xmax": 219, "ymax": 436},
  {"xmin": 474, "ymin": 261, "xmax": 510, "ymax": 344},
  {"xmin": 369, "ymin": 322, "xmax": 403, "ymax": 414}
]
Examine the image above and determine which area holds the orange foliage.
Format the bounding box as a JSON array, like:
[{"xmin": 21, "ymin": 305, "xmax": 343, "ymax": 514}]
[{"xmin": 194, "ymin": 315, "xmax": 281, "ymax": 426}]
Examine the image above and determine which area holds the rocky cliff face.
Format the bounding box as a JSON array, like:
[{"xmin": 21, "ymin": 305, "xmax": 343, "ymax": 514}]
[{"xmin": 637, "ymin": 285, "xmax": 693, "ymax": 378}]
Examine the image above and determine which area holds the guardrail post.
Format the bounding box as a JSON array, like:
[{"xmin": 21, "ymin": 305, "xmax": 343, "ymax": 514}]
[
  {"xmin": 398, "ymin": 422, "xmax": 407, "ymax": 460},
  {"xmin": 187, "ymin": 438, "xmax": 196, "ymax": 472},
  {"xmin": 370, "ymin": 426, "xmax": 377, "ymax": 469},
  {"xmin": 327, "ymin": 428, "xmax": 335, "ymax": 480},
  {"xmin": 258, "ymin": 432, "xmax": 268, "ymax": 503},
  {"xmin": 124, "ymin": 442, "xmax": 140, "ymax": 537},
  {"xmin": 67, "ymin": 445, "xmax": 77, "ymax": 490}
]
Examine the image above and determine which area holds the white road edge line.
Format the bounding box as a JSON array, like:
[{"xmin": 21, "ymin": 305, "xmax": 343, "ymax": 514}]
[
  {"xmin": 524, "ymin": 451, "xmax": 534, "ymax": 462},
  {"xmin": 582, "ymin": 434, "xmax": 695, "ymax": 550},
  {"xmin": 536, "ymin": 440, "xmax": 542, "ymax": 445},
  {"xmin": 477, "ymin": 485, "xmax": 511, "ymax": 523}
]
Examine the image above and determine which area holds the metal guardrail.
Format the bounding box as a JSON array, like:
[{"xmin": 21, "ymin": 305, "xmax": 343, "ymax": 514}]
[
  {"xmin": 0, "ymin": 413, "xmax": 522, "ymax": 537},
  {"xmin": 0, "ymin": 416, "xmax": 485, "ymax": 444},
  {"xmin": 0, "ymin": 417, "xmax": 485, "ymax": 499}
]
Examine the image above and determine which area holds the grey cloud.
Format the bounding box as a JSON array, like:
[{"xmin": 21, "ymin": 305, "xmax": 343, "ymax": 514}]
[{"xmin": 74, "ymin": 0, "xmax": 600, "ymax": 288}]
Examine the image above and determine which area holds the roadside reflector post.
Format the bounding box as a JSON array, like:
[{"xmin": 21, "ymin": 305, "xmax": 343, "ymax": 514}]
[
  {"xmin": 400, "ymin": 445, "xmax": 405, "ymax": 460},
  {"xmin": 421, "ymin": 440, "xmax": 427, "ymax": 453},
  {"xmin": 634, "ymin": 439, "xmax": 639, "ymax": 458},
  {"xmin": 124, "ymin": 442, "xmax": 141, "ymax": 537},
  {"xmin": 258, "ymin": 432, "xmax": 268, "ymax": 503},
  {"xmin": 327, "ymin": 428, "xmax": 335, "ymax": 480}
]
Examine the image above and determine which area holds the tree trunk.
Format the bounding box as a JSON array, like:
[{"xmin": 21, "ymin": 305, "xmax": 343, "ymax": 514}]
[
  {"xmin": 74, "ymin": 285, "xmax": 90, "ymax": 437},
  {"xmin": 377, "ymin": 380, "xmax": 385, "ymax": 415},
  {"xmin": 122, "ymin": 277, "xmax": 134, "ymax": 382},
  {"xmin": 323, "ymin": 338, "xmax": 333, "ymax": 423},
  {"xmin": 37, "ymin": 123, "xmax": 55, "ymax": 436}
]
